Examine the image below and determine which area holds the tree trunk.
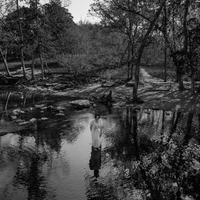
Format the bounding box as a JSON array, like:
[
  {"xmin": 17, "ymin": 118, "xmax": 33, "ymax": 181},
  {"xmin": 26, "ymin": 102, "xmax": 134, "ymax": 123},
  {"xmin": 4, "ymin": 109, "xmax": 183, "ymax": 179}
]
[
  {"xmin": 20, "ymin": 48, "xmax": 26, "ymax": 78},
  {"xmin": 130, "ymin": 41, "xmax": 134, "ymax": 79},
  {"xmin": 4, "ymin": 48, "xmax": 7, "ymax": 60},
  {"xmin": 183, "ymin": 112, "xmax": 194, "ymax": 145},
  {"xmin": 179, "ymin": 0, "xmax": 190, "ymax": 92},
  {"xmin": 4, "ymin": 92, "xmax": 11, "ymax": 114},
  {"xmin": 172, "ymin": 5, "xmax": 179, "ymax": 83},
  {"xmin": 176, "ymin": 66, "xmax": 179, "ymax": 82},
  {"xmin": 191, "ymin": 71, "xmax": 195, "ymax": 94},
  {"xmin": 133, "ymin": 0, "xmax": 165, "ymax": 101},
  {"xmin": 160, "ymin": 110, "xmax": 165, "ymax": 143},
  {"xmin": 16, "ymin": 0, "xmax": 26, "ymax": 79},
  {"xmin": 183, "ymin": 0, "xmax": 190, "ymax": 54},
  {"xmin": 168, "ymin": 111, "xmax": 181, "ymax": 142},
  {"xmin": 164, "ymin": 45, "xmax": 167, "ymax": 82},
  {"xmin": 31, "ymin": 53, "xmax": 35, "ymax": 80},
  {"xmin": 177, "ymin": 70, "xmax": 184, "ymax": 91},
  {"xmin": 163, "ymin": 1, "xmax": 167, "ymax": 82},
  {"xmin": 132, "ymin": 108, "xmax": 139, "ymax": 159},
  {"xmin": 127, "ymin": 42, "xmax": 131, "ymax": 80},
  {"xmin": 0, "ymin": 47, "xmax": 11, "ymax": 76},
  {"xmin": 39, "ymin": 53, "xmax": 45, "ymax": 79},
  {"xmin": 118, "ymin": 43, "xmax": 128, "ymax": 68},
  {"xmin": 35, "ymin": 0, "xmax": 44, "ymax": 79}
]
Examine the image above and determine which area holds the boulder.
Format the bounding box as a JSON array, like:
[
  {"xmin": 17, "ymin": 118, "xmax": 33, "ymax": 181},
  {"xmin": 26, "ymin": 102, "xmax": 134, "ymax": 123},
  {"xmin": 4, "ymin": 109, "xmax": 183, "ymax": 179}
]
[{"xmin": 70, "ymin": 100, "xmax": 91, "ymax": 109}]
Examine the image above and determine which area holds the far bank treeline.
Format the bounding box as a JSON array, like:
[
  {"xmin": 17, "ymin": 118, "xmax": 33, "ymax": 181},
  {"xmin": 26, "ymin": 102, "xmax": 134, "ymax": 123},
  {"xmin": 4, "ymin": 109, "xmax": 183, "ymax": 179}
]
[{"xmin": 1, "ymin": 0, "xmax": 200, "ymax": 100}]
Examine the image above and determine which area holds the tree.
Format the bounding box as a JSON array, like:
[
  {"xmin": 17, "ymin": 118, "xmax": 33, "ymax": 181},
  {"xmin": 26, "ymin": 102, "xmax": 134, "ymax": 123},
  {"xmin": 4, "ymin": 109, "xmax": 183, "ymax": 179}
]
[
  {"xmin": 42, "ymin": 0, "xmax": 75, "ymax": 56},
  {"xmin": 91, "ymin": 0, "xmax": 141, "ymax": 80},
  {"xmin": 187, "ymin": 18, "xmax": 200, "ymax": 94},
  {"xmin": 131, "ymin": 0, "xmax": 166, "ymax": 101},
  {"xmin": 0, "ymin": 1, "xmax": 14, "ymax": 76},
  {"xmin": 0, "ymin": 25, "xmax": 12, "ymax": 76},
  {"xmin": 16, "ymin": 0, "xmax": 27, "ymax": 78}
]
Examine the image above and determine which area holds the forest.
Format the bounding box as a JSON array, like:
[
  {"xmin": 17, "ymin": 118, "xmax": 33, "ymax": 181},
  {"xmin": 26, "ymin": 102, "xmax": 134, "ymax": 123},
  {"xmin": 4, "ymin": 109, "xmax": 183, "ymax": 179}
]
[
  {"xmin": 0, "ymin": 0, "xmax": 199, "ymax": 101},
  {"xmin": 0, "ymin": 1, "xmax": 200, "ymax": 200}
]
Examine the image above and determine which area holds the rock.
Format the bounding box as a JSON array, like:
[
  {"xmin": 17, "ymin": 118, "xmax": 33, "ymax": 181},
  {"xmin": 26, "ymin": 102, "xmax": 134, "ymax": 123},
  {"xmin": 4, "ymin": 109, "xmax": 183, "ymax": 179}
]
[
  {"xmin": 56, "ymin": 112, "xmax": 65, "ymax": 117},
  {"xmin": 18, "ymin": 121, "xmax": 30, "ymax": 126},
  {"xmin": 70, "ymin": 100, "xmax": 91, "ymax": 109},
  {"xmin": 41, "ymin": 117, "xmax": 48, "ymax": 121},
  {"xmin": 11, "ymin": 115, "xmax": 17, "ymax": 120},
  {"xmin": 30, "ymin": 118, "xmax": 37, "ymax": 123},
  {"xmin": 15, "ymin": 119, "xmax": 24, "ymax": 123},
  {"xmin": 40, "ymin": 106, "xmax": 47, "ymax": 110},
  {"xmin": 35, "ymin": 104, "xmax": 46, "ymax": 109},
  {"xmin": 12, "ymin": 109, "xmax": 25, "ymax": 115},
  {"xmin": 56, "ymin": 106, "xmax": 65, "ymax": 110}
]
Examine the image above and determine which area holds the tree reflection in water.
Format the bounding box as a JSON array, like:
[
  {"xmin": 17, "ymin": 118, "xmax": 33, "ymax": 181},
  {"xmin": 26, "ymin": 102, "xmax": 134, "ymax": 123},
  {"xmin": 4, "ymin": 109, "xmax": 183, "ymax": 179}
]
[
  {"xmin": 13, "ymin": 151, "xmax": 48, "ymax": 200},
  {"xmin": 0, "ymin": 91, "xmax": 200, "ymax": 200},
  {"xmin": 87, "ymin": 107, "xmax": 200, "ymax": 200},
  {"xmin": 0, "ymin": 91, "xmax": 82, "ymax": 200}
]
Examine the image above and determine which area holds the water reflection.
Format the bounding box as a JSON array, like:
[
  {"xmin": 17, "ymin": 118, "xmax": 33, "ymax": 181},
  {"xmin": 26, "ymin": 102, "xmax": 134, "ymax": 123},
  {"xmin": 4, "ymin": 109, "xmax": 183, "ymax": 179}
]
[
  {"xmin": 0, "ymin": 91, "xmax": 89, "ymax": 200},
  {"xmin": 89, "ymin": 113, "xmax": 103, "ymax": 178},
  {"xmin": 0, "ymin": 91, "xmax": 200, "ymax": 200},
  {"xmin": 89, "ymin": 147, "xmax": 101, "ymax": 178},
  {"xmin": 96, "ymin": 107, "xmax": 200, "ymax": 200}
]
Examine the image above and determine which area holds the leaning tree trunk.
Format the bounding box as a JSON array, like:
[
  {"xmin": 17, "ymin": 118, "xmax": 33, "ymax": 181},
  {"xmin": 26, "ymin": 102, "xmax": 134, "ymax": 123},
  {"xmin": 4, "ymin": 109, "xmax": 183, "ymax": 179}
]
[
  {"xmin": 0, "ymin": 47, "xmax": 11, "ymax": 76},
  {"xmin": 133, "ymin": 0, "xmax": 165, "ymax": 101}
]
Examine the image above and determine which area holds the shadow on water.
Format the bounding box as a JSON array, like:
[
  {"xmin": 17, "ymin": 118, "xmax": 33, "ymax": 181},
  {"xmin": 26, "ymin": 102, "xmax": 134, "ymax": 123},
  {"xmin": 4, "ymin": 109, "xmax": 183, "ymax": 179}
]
[{"xmin": 0, "ymin": 90, "xmax": 200, "ymax": 200}]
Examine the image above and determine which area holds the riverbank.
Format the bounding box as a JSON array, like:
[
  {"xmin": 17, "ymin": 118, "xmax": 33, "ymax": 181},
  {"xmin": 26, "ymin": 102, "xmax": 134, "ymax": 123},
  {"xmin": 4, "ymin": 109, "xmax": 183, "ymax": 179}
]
[
  {"xmin": 0, "ymin": 59, "xmax": 199, "ymax": 114},
  {"xmin": 10, "ymin": 67, "xmax": 199, "ymax": 114}
]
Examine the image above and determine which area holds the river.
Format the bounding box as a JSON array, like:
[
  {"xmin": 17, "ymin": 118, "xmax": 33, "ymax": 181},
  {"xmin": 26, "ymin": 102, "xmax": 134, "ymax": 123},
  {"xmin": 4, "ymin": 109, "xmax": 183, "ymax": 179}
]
[{"xmin": 0, "ymin": 90, "xmax": 199, "ymax": 200}]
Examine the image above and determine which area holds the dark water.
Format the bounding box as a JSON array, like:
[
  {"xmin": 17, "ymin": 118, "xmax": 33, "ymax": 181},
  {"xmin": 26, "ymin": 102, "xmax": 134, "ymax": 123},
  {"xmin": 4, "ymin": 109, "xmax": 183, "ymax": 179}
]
[{"xmin": 0, "ymin": 91, "xmax": 200, "ymax": 200}]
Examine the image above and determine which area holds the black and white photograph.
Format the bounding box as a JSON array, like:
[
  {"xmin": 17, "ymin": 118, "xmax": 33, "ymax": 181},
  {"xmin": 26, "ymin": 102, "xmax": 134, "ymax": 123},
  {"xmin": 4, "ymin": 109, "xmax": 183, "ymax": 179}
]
[{"xmin": 0, "ymin": 0, "xmax": 200, "ymax": 199}]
